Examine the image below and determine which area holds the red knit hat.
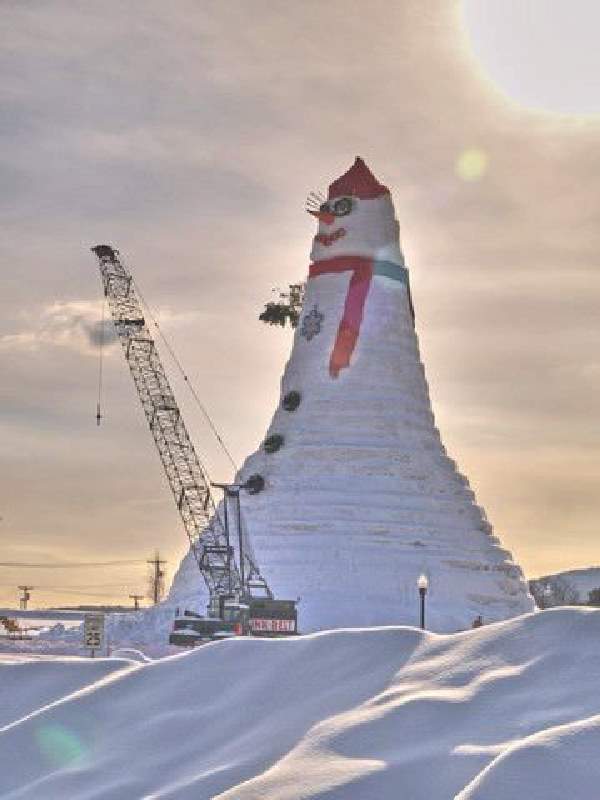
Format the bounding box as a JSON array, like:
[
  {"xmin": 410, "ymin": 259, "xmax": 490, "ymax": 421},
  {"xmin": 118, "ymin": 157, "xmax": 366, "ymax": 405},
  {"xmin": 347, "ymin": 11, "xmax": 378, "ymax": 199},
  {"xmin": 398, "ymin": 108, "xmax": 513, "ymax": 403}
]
[{"xmin": 327, "ymin": 157, "xmax": 389, "ymax": 200}]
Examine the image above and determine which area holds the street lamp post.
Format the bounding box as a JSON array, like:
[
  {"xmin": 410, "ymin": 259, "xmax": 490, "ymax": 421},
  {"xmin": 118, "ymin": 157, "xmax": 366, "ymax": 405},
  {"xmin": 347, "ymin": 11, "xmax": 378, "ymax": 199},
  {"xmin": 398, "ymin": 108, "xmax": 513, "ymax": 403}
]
[{"xmin": 417, "ymin": 574, "xmax": 429, "ymax": 630}]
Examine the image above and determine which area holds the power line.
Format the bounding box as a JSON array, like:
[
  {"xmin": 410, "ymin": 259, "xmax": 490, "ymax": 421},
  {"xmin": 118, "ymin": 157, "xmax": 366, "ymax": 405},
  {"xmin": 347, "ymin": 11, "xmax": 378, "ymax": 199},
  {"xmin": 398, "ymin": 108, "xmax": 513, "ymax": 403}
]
[
  {"xmin": 32, "ymin": 587, "xmax": 126, "ymax": 599},
  {"xmin": 1, "ymin": 586, "xmax": 145, "ymax": 600},
  {"xmin": 5, "ymin": 588, "xmax": 140, "ymax": 606},
  {"xmin": 0, "ymin": 582, "xmax": 142, "ymax": 590},
  {"xmin": 0, "ymin": 561, "xmax": 145, "ymax": 568}
]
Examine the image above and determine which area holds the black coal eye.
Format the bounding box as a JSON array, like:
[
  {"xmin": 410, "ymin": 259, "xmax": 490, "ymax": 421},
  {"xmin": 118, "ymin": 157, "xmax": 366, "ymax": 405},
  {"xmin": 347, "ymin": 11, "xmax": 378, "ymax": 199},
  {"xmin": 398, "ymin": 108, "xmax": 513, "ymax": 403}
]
[
  {"xmin": 333, "ymin": 197, "xmax": 352, "ymax": 216},
  {"xmin": 319, "ymin": 202, "xmax": 331, "ymax": 213}
]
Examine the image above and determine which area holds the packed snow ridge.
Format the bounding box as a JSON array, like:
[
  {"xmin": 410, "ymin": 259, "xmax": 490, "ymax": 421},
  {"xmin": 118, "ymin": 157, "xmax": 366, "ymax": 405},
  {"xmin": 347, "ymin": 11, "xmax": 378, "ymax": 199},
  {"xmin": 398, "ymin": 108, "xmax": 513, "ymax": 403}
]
[{"xmin": 3, "ymin": 608, "xmax": 600, "ymax": 798}]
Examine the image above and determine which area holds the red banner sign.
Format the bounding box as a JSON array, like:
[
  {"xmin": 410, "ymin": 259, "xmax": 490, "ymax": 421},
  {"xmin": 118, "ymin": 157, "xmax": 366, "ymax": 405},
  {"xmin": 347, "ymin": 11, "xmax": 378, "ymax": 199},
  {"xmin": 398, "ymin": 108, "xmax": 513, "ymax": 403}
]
[{"xmin": 250, "ymin": 618, "xmax": 296, "ymax": 633}]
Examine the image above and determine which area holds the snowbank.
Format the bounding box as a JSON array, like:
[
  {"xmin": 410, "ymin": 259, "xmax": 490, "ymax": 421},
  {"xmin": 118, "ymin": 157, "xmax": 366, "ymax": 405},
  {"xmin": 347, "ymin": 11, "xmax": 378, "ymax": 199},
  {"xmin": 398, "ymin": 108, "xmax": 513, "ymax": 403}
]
[
  {"xmin": 0, "ymin": 654, "xmax": 138, "ymax": 729},
  {"xmin": 26, "ymin": 603, "xmax": 184, "ymax": 658},
  {"xmin": 2, "ymin": 608, "xmax": 600, "ymax": 798},
  {"xmin": 456, "ymin": 713, "xmax": 600, "ymax": 799}
]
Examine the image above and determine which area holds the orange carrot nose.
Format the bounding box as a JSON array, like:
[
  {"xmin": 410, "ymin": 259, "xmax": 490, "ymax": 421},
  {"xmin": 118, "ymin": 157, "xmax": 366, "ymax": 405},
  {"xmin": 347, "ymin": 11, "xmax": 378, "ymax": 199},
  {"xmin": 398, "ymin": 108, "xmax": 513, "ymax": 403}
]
[{"xmin": 308, "ymin": 209, "xmax": 336, "ymax": 225}]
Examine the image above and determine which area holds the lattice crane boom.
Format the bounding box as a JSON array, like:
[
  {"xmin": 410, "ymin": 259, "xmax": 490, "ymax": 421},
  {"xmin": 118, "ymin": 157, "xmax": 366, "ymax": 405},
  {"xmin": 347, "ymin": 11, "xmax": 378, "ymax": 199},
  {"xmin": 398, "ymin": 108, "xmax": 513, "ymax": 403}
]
[{"xmin": 90, "ymin": 244, "xmax": 270, "ymax": 604}]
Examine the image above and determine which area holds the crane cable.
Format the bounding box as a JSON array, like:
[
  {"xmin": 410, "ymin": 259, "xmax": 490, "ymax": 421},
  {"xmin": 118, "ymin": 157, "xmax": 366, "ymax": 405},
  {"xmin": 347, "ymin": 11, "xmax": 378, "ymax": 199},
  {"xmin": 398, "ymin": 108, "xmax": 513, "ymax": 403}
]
[
  {"xmin": 96, "ymin": 297, "xmax": 106, "ymax": 426},
  {"xmin": 131, "ymin": 278, "xmax": 238, "ymax": 472}
]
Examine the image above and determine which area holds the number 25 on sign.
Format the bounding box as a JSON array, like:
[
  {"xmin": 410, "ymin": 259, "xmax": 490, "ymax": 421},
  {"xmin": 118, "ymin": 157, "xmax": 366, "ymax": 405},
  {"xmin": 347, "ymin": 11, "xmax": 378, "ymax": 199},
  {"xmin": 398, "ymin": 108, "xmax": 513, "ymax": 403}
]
[{"xmin": 83, "ymin": 614, "xmax": 105, "ymax": 657}]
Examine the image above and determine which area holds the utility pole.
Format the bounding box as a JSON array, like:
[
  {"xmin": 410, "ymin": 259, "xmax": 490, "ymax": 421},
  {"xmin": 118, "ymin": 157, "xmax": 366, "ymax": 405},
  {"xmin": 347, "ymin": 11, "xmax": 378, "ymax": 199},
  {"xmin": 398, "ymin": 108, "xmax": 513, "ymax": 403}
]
[
  {"xmin": 18, "ymin": 586, "xmax": 33, "ymax": 611},
  {"xmin": 147, "ymin": 552, "xmax": 166, "ymax": 605},
  {"xmin": 129, "ymin": 594, "xmax": 144, "ymax": 611}
]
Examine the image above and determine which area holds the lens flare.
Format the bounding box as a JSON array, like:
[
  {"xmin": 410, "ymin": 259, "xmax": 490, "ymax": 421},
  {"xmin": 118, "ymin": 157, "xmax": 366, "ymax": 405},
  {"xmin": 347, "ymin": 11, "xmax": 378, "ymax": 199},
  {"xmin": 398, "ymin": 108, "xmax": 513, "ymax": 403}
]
[
  {"xmin": 35, "ymin": 723, "xmax": 86, "ymax": 768},
  {"xmin": 456, "ymin": 148, "xmax": 488, "ymax": 182}
]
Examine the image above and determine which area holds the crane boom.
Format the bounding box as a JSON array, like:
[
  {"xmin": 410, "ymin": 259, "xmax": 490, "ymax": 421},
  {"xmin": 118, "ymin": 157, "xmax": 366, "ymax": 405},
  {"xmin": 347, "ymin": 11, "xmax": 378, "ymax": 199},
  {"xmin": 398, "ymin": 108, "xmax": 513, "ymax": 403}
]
[{"xmin": 90, "ymin": 244, "xmax": 270, "ymax": 604}]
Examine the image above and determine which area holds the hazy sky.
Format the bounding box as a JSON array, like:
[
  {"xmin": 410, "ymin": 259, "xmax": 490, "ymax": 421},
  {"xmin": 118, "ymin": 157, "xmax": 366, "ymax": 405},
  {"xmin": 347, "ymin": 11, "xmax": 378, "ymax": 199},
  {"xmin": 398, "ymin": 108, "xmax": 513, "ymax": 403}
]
[{"xmin": 1, "ymin": 1, "xmax": 599, "ymax": 608}]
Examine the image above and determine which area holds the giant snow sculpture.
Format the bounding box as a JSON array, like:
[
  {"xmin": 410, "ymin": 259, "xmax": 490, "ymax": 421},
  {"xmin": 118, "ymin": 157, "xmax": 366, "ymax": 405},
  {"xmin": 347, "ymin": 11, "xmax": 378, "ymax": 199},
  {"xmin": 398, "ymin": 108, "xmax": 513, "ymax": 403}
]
[{"xmin": 170, "ymin": 157, "xmax": 534, "ymax": 632}]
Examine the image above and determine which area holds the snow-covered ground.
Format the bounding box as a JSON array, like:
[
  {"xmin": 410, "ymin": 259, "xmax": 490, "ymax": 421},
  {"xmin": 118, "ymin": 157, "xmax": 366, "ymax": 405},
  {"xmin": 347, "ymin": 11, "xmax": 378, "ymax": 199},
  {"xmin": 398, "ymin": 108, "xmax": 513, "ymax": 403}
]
[
  {"xmin": 0, "ymin": 604, "xmax": 184, "ymax": 658},
  {"xmin": 2, "ymin": 607, "xmax": 600, "ymax": 798}
]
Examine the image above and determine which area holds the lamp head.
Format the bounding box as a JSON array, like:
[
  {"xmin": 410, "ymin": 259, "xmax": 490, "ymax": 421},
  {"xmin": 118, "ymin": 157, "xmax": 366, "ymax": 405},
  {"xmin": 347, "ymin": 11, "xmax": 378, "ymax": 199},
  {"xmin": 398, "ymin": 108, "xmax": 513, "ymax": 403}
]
[{"xmin": 417, "ymin": 574, "xmax": 429, "ymax": 591}]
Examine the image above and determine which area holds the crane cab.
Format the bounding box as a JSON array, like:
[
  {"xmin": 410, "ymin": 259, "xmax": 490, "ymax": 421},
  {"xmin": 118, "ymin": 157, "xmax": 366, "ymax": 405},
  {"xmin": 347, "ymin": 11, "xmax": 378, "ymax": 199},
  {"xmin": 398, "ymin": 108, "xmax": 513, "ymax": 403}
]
[
  {"xmin": 222, "ymin": 600, "xmax": 250, "ymax": 635},
  {"xmin": 169, "ymin": 596, "xmax": 298, "ymax": 647}
]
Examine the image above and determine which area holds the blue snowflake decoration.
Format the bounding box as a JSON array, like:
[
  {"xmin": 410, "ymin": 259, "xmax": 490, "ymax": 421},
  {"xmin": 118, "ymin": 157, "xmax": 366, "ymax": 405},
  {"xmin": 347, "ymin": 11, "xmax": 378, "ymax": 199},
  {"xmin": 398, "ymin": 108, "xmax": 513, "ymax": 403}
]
[{"xmin": 300, "ymin": 305, "xmax": 324, "ymax": 341}]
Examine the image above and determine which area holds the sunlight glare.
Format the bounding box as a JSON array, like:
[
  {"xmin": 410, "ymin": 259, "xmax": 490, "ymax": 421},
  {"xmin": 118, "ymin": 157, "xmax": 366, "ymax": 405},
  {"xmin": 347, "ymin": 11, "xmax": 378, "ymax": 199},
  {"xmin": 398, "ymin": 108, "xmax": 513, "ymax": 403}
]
[{"xmin": 461, "ymin": 0, "xmax": 600, "ymax": 116}]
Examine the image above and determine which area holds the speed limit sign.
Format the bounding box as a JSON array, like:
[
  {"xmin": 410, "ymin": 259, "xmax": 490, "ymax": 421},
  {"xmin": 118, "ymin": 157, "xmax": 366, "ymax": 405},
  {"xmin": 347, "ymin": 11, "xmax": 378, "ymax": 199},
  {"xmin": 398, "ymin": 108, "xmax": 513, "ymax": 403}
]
[{"xmin": 83, "ymin": 613, "xmax": 105, "ymax": 655}]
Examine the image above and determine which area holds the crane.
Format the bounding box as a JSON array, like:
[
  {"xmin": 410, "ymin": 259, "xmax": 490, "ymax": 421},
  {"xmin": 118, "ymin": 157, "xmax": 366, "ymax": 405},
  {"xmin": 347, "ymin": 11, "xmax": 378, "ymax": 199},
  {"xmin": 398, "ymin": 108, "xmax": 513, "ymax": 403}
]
[{"xmin": 90, "ymin": 244, "xmax": 272, "ymax": 617}]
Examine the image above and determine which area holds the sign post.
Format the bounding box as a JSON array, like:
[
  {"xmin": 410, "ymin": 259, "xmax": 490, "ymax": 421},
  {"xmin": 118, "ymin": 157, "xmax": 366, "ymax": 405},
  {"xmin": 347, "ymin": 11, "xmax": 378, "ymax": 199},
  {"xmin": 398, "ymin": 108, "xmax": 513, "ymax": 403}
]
[{"xmin": 83, "ymin": 613, "xmax": 105, "ymax": 658}]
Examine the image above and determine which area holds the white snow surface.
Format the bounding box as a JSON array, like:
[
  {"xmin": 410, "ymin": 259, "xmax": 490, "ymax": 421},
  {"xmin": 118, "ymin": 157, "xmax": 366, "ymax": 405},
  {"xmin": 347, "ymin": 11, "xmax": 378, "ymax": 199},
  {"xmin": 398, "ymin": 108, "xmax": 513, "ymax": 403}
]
[
  {"xmin": 3, "ymin": 608, "xmax": 600, "ymax": 798},
  {"xmin": 0, "ymin": 654, "xmax": 138, "ymax": 729}
]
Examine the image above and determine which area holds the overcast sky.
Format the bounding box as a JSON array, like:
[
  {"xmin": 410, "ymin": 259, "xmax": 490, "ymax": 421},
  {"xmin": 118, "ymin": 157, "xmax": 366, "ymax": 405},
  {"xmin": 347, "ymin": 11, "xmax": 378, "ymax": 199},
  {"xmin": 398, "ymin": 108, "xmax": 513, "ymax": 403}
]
[{"xmin": 1, "ymin": 1, "xmax": 599, "ymax": 608}]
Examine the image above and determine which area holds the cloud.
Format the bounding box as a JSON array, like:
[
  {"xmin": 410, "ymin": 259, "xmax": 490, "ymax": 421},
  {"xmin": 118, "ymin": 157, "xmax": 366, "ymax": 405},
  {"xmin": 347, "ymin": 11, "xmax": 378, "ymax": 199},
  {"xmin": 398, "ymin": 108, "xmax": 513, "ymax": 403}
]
[
  {"xmin": 0, "ymin": 299, "xmax": 202, "ymax": 355},
  {"xmin": 0, "ymin": 301, "xmax": 116, "ymax": 354}
]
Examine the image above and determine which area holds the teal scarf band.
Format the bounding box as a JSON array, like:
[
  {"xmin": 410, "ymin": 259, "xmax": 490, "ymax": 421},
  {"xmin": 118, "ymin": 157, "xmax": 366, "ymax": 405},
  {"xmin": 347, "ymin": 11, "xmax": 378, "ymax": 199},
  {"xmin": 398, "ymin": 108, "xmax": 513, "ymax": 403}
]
[
  {"xmin": 373, "ymin": 260, "xmax": 414, "ymax": 324},
  {"xmin": 373, "ymin": 260, "xmax": 409, "ymax": 284}
]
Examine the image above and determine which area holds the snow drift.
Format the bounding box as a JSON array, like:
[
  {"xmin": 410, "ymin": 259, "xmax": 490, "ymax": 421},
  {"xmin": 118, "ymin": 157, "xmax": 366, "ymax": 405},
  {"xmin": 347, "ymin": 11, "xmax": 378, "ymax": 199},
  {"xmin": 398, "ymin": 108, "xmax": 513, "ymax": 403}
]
[
  {"xmin": 2, "ymin": 608, "xmax": 600, "ymax": 798},
  {"xmin": 0, "ymin": 655, "xmax": 137, "ymax": 729}
]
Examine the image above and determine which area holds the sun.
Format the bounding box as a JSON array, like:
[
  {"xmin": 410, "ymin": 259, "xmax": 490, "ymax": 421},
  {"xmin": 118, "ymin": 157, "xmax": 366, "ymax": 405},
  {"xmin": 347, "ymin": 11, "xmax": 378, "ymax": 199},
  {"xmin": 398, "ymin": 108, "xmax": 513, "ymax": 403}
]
[{"xmin": 461, "ymin": 0, "xmax": 600, "ymax": 117}]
